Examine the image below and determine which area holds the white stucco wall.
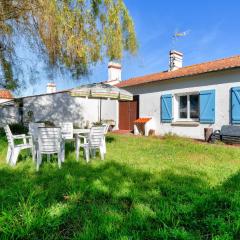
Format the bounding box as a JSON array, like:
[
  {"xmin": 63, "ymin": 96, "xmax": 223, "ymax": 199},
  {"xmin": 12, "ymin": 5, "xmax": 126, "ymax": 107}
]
[
  {"xmin": 22, "ymin": 92, "xmax": 118, "ymax": 128},
  {"xmin": 122, "ymin": 69, "xmax": 240, "ymax": 139},
  {"xmin": 0, "ymin": 105, "xmax": 20, "ymax": 126},
  {"xmin": 0, "ymin": 99, "xmax": 11, "ymax": 103}
]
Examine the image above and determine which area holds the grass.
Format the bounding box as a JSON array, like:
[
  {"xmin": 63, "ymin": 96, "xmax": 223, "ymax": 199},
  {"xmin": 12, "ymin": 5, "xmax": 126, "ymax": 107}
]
[{"xmin": 1, "ymin": 133, "xmax": 240, "ymax": 239}]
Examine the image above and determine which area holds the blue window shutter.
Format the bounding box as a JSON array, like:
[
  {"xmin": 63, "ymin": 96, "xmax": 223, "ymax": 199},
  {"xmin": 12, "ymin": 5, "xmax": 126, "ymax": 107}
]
[
  {"xmin": 231, "ymin": 87, "xmax": 240, "ymax": 124},
  {"xmin": 200, "ymin": 90, "xmax": 215, "ymax": 124},
  {"xmin": 161, "ymin": 94, "xmax": 172, "ymax": 123}
]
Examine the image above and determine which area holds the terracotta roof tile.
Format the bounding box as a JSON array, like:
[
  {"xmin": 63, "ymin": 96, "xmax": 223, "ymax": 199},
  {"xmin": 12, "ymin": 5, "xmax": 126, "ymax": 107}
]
[
  {"xmin": 117, "ymin": 55, "xmax": 240, "ymax": 88},
  {"xmin": 0, "ymin": 89, "xmax": 13, "ymax": 99},
  {"xmin": 134, "ymin": 118, "xmax": 152, "ymax": 123}
]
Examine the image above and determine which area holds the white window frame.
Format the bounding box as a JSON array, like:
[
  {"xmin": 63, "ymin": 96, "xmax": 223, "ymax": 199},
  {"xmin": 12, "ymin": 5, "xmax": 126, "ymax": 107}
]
[{"xmin": 175, "ymin": 92, "xmax": 199, "ymax": 122}]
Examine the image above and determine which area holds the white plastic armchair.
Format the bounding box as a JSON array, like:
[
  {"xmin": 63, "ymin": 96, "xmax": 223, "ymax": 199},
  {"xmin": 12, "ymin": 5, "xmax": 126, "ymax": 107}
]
[
  {"xmin": 103, "ymin": 124, "xmax": 110, "ymax": 134},
  {"xmin": 4, "ymin": 125, "xmax": 33, "ymax": 166},
  {"xmin": 59, "ymin": 122, "xmax": 74, "ymax": 161},
  {"xmin": 76, "ymin": 126, "xmax": 105, "ymax": 162},
  {"xmin": 36, "ymin": 127, "xmax": 64, "ymax": 171},
  {"xmin": 59, "ymin": 122, "xmax": 74, "ymax": 140},
  {"xmin": 29, "ymin": 122, "xmax": 45, "ymax": 161},
  {"xmin": 102, "ymin": 124, "xmax": 109, "ymax": 154}
]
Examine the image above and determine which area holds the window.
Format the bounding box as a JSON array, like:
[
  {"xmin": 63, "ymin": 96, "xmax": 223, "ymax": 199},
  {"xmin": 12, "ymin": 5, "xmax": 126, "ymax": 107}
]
[
  {"xmin": 190, "ymin": 95, "xmax": 199, "ymax": 118},
  {"xmin": 179, "ymin": 96, "xmax": 187, "ymax": 118},
  {"xmin": 178, "ymin": 94, "xmax": 199, "ymax": 120}
]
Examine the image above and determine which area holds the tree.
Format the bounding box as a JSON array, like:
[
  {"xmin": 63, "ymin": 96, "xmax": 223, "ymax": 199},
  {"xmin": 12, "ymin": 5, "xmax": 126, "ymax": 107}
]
[{"xmin": 0, "ymin": 0, "xmax": 137, "ymax": 90}]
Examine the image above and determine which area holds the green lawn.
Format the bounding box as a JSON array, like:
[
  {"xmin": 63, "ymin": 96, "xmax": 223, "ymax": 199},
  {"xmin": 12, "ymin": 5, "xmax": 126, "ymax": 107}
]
[{"xmin": 1, "ymin": 133, "xmax": 240, "ymax": 239}]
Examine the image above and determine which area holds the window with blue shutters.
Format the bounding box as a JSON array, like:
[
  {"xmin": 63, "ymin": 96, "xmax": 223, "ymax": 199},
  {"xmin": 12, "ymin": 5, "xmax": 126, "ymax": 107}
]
[
  {"xmin": 161, "ymin": 94, "xmax": 172, "ymax": 122},
  {"xmin": 199, "ymin": 90, "xmax": 215, "ymax": 124},
  {"xmin": 177, "ymin": 94, "xmax": 199, "ymax": 120},
  {"xmin": 231, "ymin": 87, "xmax": 240, "ymax": 124}
]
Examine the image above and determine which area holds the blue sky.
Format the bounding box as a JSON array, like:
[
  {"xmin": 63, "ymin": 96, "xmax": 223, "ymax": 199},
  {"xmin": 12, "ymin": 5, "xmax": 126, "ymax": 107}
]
[{"xmin": 20, "ymin": 0, "xmax": 240, "ymax": 96}]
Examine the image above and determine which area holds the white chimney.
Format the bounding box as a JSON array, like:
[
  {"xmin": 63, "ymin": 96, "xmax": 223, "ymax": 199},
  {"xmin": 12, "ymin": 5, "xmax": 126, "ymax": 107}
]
[
  {"xmin": 46, "ymin": 82, "xmax": 57, "ymax": 93},
  {"xmin": 107, "ymin": 62, "xmax": 121, "ymax": 85},
  {"xmin": 169, "ymin": 50, "xmax": 183, "ymax": 71}
]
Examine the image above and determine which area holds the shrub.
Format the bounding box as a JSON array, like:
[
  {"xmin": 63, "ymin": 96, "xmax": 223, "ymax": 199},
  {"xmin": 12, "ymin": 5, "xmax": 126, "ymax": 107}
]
[
  {"xmin": 92, "ymin": 121, "xmax": 103, "ymax": 126},
  {"xmin": 37, "ymin": 121, "xmax": 55, "ymax": 127},
  {"xmin": 0, "ymin": 123, "xmax": 28, "ymax": 136},
  {"xmin": 9, "ymin": 123, "xmax": 28, "ymax": 134}
]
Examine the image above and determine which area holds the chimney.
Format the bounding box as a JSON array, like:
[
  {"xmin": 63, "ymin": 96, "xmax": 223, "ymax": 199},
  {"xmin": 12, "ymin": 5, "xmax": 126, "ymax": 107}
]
[
  {"xmin": 107, "ymin": 62, "xmax": 121, "ymax": 86},
  {"xmin": 169, "ymin": 50, "xmax": 183, "ymax": 71},
  {"xmin": 46, "ymin": 82, "xmax": 56, "ymax": 93}
]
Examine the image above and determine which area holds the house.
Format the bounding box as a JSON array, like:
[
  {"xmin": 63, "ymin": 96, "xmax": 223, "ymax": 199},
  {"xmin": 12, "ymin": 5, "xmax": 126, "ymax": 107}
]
[
  {"xmin": 115, "ymin": 51, "xmax": 240, "ymax": 139},
  {"xmin": 1, "ymin": 52, "xmax": 240, "ymax": 140}
]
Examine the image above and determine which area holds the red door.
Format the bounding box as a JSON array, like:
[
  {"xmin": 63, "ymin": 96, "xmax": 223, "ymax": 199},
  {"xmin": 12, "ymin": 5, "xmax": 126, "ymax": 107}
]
[{"xmin": 119, "ymin": 96, "xmax": 139, "ymax": 131}]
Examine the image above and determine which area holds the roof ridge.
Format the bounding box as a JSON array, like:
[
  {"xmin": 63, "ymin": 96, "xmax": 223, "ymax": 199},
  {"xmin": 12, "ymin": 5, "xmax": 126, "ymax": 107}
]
[
  {"xmin": 117, "ymin": 54, "xmax": 240, "ymax": 88},
  {"xmin": 179, "ymin": 54, "xmax": 240, "ymax": 69},
  {"xmin": 123, "ymin": 54, "xmax": 240, "ymax": 82}
]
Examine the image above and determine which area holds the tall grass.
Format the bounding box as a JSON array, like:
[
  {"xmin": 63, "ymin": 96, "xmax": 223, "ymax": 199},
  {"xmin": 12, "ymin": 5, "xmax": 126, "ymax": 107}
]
[{"xmin": 0, "ymin": 134, "xmax": 240, "ymax": 239}]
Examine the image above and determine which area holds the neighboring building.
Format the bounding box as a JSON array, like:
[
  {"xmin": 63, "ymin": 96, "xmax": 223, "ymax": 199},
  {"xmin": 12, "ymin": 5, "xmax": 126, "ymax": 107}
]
[
  {"xmin": 0, "ymin": 66, "xmax": 120, "ymax": 127},
  {"xmin": 0, "ymin": 89, "xmax": 13, "ymax": 103},
  {"xmin": 20, "ymin": 90, "xmax": 118, "ymax": 127},
  {"xmin": 116, "ymin": 51, "xmax": 240, "ymax": 139},
  {"xmin": 0, "ymin": 90, "xmax": 20, "ymax": 126}
]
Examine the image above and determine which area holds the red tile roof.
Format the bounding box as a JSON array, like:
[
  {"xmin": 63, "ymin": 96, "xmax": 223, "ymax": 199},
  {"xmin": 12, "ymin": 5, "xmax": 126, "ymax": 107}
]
[
  {"xmin": 117, "ymin": 55, "xmax": 240, "ymax": 88},
  {"xmin": 134, "ymin": 118, "xmax": 152, "ymax": 124},
  {"xmin": 0, "ymin": 89, "xmax": 13, "ymax": 99}
]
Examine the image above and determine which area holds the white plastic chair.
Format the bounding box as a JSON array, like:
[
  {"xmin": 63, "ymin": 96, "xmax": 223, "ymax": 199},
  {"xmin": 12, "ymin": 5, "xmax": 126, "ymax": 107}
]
[
  {"xmin": 102, "ymin": 124, "xmax": 110, "ymax": 154},
  {"xmin": 36, "ymin": 127, "xmax": 64, "ymax": 171},
  {"xmin": 59, "ymin": 122, "xmax": 74, "ymax": 140},
  {"xmin": 29, "ymin": 122, "xmax": 45, "ymax": 161},
  {"xmin": 59, "ymin": 122, "xmax": 74, "ymax": 161},
  {"xmin": 76, "ymin": 126, "xmax": 105, "ymax": 162},
  {"xmin": 4, "ymin": 125, "xmax": 33, "ymax": 166}
]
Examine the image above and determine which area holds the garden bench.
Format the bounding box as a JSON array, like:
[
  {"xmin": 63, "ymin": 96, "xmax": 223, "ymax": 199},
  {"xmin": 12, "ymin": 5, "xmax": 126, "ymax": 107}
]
[{"xmin": 212, "ymin": 125, "xmax": 240, "ymax": 144}]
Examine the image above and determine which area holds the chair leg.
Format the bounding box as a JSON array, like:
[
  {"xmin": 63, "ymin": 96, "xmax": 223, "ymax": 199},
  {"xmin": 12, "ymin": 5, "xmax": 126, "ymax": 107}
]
[
  {"xmin": 61, "ymin": 142, "xmax": 65, "ymax": 162},
  {"xmin": 36, "ymin": 151, "xmax": 42, "ymax": 171},
  {"xmin": 100, "ymin": 146, "xmax": 105, "ymax": 160},
  {"xmin": 11, "ymin": 148, "xmax": 20, "ymax": 166},
  {"xmin": 6, "ymin": 146, "xmax": 12, "ymax": 164},
  {"xmin": 103, "ymin": 137, "xmax": 107, "ymax": 154},
  {"xmin": 58, "ymin": 152, "xmax": 62, "ymax": 169},
  {"xmin": 84, "ymin": 147, "xmax": 90, "ymax": 163},
  {"xmin": 76, "ymin": 138, "xmax": 80, "ymax": 161},
  {"xmin": 103, "ymin": 142, "xmax": 106, "ymax": 154},
  {"xmin": 32, "ymin": 145, "xmax": 36, "ymax": 162}
]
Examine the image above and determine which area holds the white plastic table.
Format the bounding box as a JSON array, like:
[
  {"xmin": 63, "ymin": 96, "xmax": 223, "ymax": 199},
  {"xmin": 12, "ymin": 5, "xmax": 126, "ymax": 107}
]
[
  {"xmin": 73, "ymin": 128, "xmax": 90, "ymax": 135},
  {"xmin": 73, "ymin": 128, "xmax": 90, "ymax": 144}
]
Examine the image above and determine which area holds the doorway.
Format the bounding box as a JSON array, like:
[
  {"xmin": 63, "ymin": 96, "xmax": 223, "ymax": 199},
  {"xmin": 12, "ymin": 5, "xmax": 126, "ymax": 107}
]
[{"xmin": 119, "ymin": 95, "xmax": 139, "ymax": 131}]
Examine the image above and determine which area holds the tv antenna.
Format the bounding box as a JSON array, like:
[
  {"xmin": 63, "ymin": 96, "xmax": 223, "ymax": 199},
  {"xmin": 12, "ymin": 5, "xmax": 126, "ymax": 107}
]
[{"xmin": 171, "ymin": 29, "xmax": 191, "ymax": 48}]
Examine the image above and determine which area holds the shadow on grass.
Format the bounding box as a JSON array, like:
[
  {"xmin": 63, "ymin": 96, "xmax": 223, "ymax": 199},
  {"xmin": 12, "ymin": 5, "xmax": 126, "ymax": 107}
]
[
  {"xmin": 105, "ymin": 135, "xmax": 115, "ymax": 143},
  {"xmin": 1, "ymin": 156, "xmax": 240, "ymax": 240},
  {"xmin": 64, "ymin": 141, "xmax": 76, "ymax": 158}
]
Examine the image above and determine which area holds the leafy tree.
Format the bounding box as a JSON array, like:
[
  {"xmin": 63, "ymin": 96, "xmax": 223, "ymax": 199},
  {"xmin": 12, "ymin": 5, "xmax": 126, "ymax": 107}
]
[{"xmin": 0, "ymin": 0, "xmax": 137, "ymax": 90}]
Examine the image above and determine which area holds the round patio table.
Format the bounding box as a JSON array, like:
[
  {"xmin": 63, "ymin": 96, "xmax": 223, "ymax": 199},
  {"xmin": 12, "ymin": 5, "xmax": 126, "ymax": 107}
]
[
  {"xmin": 73, "ymin": 128, "xmax": 90, "ymax": 144},
  {"xmin": 73, "ymin": 128, "xmax": 90, "ymax": 135}
]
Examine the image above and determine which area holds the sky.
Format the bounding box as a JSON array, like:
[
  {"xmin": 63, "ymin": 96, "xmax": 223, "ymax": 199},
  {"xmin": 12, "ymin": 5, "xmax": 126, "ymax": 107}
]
[{"xmin": 19, "ymin": 0, "xmax": 240, "ymax": 97}]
